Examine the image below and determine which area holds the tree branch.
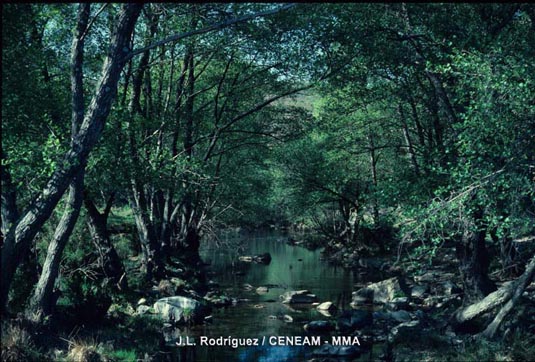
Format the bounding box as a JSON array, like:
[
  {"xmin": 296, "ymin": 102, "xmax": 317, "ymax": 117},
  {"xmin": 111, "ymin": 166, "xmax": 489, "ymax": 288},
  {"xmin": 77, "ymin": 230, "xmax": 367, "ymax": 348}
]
[{"xmin": 125, "ymin": 4, "xmax": 296, "ymax": 61}]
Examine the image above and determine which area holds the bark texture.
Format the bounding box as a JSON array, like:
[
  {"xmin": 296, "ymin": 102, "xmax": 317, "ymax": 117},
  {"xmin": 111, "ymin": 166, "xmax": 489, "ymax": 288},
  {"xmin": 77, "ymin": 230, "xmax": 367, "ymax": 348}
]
[
  {"xmin": 0, "ymin": 4, "xmax": 143, "ymax": 313},
  {"xmin": 85, "ymin": 194, "xmax": 127, "ymax": 289},
  {"xmin": 480, "ymin": 254, "xmax": 535, "ymax": 339},
  {"xmin": 26, "ymin": 3, "xmax": 90, "ymax": 323}
]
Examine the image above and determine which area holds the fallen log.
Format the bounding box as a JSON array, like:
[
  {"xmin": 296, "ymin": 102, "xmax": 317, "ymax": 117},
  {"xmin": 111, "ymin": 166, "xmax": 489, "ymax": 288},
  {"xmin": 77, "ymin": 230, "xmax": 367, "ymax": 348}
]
[
  {"xmin": 479, "ymin": 254, "xmax": 535, "ymax": 339},
  {"xmin": 453, "ymin": 254, "xmax": 535, "ymax": 333},
  {"xmin": 453, "ymin": 281, "xmax": 514, "ymax": 325}
]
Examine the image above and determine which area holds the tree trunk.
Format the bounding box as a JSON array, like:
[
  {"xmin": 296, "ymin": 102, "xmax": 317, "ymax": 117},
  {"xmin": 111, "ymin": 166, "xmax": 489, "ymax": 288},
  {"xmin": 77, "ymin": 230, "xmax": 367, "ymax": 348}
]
[
  {"xmin": 480, "ymin": 254, "xmax": 535, "ymax": 339},
  {"xmin": 27, "ymin": 4, "xmax": 91, "ymax": 322},
  {"xmin": 453, "ymin": 254, "xmax": 535, "ymax": 336},
  {"xmin": 0, "ymin": 4, "xmax": 142, "ymax": 314},
  {"xmin": 367, "ymin": 133, "xmax": 380, "ymax": 224},
  {"xmin": 399, "ymin": 103, "xmax": 420, "ymax": 176},
  {"xmin": 27, "ymin": 170, "xmax": 85, "ymax": 322},
  {"xmin": 130, "ymin": 184, "xmax": 163, "ymax": 281},
  {"xmin": 84, "ymin": 194, "xmax": 127, "ymax": 290},
  {"xmin": 1, "ymin": 152, "xmax": 19, "ymax": 239},
  {"xmin": 159, "ymin": 189, "xmax": 174, "ymax": 260},
  {"xmin": 179, "ymin": 38, "xmax": 200, "ymax": 255},
  {"xmin": 453, "ymin": 281, "xmax": 514, "ymax": 325},
  {"xmin": 456, "ymin": 207, "xmax": 496, "ymax": 305},
  {"xmin": 184, "ymin": 226, "xmax": 201, "ymax": 256},
  {"xmin": 124, "ymin": 8, "xmax": 164, "ymax": 281}
]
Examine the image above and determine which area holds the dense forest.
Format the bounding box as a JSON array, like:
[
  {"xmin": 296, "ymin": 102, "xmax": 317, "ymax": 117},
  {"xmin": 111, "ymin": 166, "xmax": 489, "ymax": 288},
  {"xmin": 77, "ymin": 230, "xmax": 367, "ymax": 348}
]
[{"xmin": 2, "ymin": 3, "xmax": 534, "ymax": 362}]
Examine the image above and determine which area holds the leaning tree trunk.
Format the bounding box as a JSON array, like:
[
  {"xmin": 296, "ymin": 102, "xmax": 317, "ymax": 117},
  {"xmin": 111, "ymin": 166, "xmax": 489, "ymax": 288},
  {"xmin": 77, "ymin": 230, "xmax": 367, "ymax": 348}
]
[
  {"xmin": 26, "ymin": 3, "xmax": 90, "ymax": 323},
  {"xmin": 480, "ymin": 254, "xmax": 535, "ymax": 339},
  {"xmin": 0, "ymin": 4, "xmax": 143, "ymax": 314},
  {"xmin": 84, "ymin": 194, "xmax": 127, "ymax": 290},
  {"xmin": 453, "ymin": 254, "xmax": 535, "ymax": 336},
  {"xmin": 456, "ymin": 207, "xmax": 496, "ymax": 305},
  {"xmin": 27, "ymin": 170, "xmax": 85, "ymax": 322}
]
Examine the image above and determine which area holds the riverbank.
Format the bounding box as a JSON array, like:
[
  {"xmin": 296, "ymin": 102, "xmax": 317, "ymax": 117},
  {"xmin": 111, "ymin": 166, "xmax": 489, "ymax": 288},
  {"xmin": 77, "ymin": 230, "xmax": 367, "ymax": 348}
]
[
  {"xmin": 315, "ymin": 234, "xmax": 535, "ymax": 362},
  {"xmin": 2, "ymin": 232, "xmax": 534, "ymax": 361}
]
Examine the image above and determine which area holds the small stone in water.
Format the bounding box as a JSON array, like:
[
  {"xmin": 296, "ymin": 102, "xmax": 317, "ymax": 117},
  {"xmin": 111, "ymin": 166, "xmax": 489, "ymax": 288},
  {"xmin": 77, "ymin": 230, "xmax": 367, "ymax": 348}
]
[{"xmin": 283, "ymin": 315, "xmax": 293, "ymax": 323}]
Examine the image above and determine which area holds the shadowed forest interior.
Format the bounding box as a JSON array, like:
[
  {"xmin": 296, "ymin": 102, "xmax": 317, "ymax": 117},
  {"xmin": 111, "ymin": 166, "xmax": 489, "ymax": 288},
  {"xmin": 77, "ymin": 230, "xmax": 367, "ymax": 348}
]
[{"xmin": 1, "ymin": 3, "xmax": 535, "ymax": 362}]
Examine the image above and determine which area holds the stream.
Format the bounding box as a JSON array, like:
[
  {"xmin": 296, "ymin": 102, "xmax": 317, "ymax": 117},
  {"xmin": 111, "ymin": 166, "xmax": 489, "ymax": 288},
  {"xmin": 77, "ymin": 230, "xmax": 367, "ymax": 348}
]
[{"xmin": 166, "ymin": 232, "xmax": 384, "ymax": 361}]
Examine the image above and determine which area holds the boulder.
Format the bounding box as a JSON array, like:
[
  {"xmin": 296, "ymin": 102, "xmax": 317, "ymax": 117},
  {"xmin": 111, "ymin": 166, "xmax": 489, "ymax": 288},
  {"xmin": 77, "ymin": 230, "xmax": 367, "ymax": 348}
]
[
  {"xmin": 372, "ymin": 311, "xmax": 390, "ymax": 321},
  {"xmin": 136, "ymin": 305, "xmax": 151, "ymax": 315},
  {"xmin": 411, "ymin": 285, "xmax": 429, "ymax": 298},
  {"xmin": 317, "ymin": 309, "xmax": 334, "ymax": 317},
  {"xmin": 386, "ymin": 297, "xmax": 409, "ymax": 310},
  {"xmin": 390, "ymin": 320, "xmax": 421, "ymax": 343},
  {"xmin": 388, "ymin": 310, "xmax": 411, "ymax": 323},
  {"xmin": 256, "ymin": 287, "xmax": 269, "ymax": 294},
  {"xmin": 280, "ymin": 290, "xmax": 318, "ymax": 304},
  {"xmin": 153, "ymin": 296, "xmax": 207, "ymax": 324},
  {"xmin": 415, "ymin": 272, "xmax": 455, "ymax": 283},
  {"xmin": 317, "ymin": 301, "xmax": 337, "ymax": 313},
  {"xmin": 414, "ymin": 310, "xmax": 426, "ymax": 320},
  {"xmin": 337, "ymin": 310, "xmax": 373, "ymax": 334},
  {"xmin": 351, "ymin": 288, "xmax": 374, "ymax": 306},
  {"xmin": 414, "ymin": 272, "xmax": 438, "ymax": 283},
  {"xmin": 352, "ymin": 277, "xmax": 409, "ymax": 305},
  {"xmin": 304, "ymin": 320, "xmax": 335, "ymax": 332}
]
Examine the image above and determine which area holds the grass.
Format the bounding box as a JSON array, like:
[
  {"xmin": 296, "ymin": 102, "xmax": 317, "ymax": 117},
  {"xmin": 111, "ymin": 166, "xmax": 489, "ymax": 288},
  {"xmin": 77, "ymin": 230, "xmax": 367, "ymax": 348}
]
[
  {"xmin": 65, "ymin": 338, "xmax": 138, "ymax": 362},
  {"xmin": 66, "ymin": 338, "xmax": 103, "ymax": 362},
  {"xmin": 2, "ymin": 300, "xmax": 165, "ymax": 362},
  {"xmin": 1, "ymin": 322, "xmax": 47, "ymax": 362}
]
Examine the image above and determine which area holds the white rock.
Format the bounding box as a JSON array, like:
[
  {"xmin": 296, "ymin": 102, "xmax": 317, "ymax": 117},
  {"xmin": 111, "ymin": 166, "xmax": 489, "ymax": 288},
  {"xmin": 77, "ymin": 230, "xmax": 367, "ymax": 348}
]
[
  {"xmin": 317, "ymin": 301, "xmax": 337, "ymax": 312},
  {"xmin": 153, "ymin": 296, "xmax": 202, "ymax": 323}
]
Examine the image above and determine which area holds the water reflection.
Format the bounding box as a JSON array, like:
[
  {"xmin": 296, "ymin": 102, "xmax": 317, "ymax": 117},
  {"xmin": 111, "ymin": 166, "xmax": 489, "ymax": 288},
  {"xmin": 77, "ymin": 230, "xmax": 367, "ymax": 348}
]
[{"xmin": 168, "ymin": 232, "xmax": 357, "ymax": 361}]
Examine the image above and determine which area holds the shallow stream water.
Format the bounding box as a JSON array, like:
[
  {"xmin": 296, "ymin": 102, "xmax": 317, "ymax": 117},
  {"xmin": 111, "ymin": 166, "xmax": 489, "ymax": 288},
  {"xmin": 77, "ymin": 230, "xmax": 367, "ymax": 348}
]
[{"xmin": 167, "ymin": 232, "xmax": 383, "ymax": 361}]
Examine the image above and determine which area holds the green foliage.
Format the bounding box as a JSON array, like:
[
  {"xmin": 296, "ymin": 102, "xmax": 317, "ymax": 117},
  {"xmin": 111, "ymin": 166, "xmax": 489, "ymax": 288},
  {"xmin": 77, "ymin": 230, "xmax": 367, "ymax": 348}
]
[{"xmin": 108, "ymin": 349, "xmax": 137, "ymax": 361}]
